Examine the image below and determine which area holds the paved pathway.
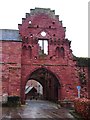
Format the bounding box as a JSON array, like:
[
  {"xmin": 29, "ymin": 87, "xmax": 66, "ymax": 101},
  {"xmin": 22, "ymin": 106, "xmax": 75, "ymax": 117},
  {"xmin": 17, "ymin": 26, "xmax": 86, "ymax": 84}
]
[{"xmin": 2, "ymin": 100, "xmax": 76, "ymax": 119}]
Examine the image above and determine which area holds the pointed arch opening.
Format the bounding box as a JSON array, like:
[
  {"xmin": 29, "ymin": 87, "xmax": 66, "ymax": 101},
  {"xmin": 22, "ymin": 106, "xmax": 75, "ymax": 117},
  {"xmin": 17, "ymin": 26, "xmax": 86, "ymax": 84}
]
[
  {"xmin": 55, "ymin": 47, "xmax": 60, "ymax": 57},
  {"xmin": 22, "ymin": 45, "xmax": 27, "ymax": 56},
  {"xmin": 28, "ymin": 46, "xmax": 32, "ymax": 59},
  {"xmin": 55, "ymin": 47, "xmax": 65, "ymax": 58},
  {"xmin": 60, "ymin": 47, "xmax": 65, "ymax": 58},
  {"xmin": 24, "ymin": 67, "xmax": 60, "ymax": 102}
]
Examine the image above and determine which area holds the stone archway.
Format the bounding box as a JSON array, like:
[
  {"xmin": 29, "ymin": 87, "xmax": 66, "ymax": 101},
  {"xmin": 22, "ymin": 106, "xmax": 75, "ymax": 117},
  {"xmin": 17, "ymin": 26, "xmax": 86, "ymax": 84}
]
[{"xmin": 22, "ymin": 67, "xmax": 60, "ymax": 103}]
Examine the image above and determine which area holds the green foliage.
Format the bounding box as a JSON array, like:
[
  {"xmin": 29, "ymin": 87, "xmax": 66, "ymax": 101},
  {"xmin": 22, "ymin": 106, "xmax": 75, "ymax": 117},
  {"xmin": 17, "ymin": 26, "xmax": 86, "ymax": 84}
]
[
  {"xmin": 73, "ymin": 56, "xmax": 90, "ymax": 67},
  {"xmin": 79, "ymin": 72, "xmax": 86, "ymax": 85}
]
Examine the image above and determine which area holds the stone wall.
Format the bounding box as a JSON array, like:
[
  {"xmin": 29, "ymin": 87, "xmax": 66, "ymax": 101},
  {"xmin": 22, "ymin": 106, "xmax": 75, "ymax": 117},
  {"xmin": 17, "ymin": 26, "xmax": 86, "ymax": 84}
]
[{"xmin": 1, "ymin": 39, "xmax": 21, "ymax": 97}]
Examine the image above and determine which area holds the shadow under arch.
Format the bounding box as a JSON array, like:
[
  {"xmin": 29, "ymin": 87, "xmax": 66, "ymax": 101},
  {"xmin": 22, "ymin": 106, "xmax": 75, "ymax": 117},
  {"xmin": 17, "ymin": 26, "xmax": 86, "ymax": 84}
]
[{"xmin": 26, "ymin": 67, "xmax": 60, "ymax": 102}]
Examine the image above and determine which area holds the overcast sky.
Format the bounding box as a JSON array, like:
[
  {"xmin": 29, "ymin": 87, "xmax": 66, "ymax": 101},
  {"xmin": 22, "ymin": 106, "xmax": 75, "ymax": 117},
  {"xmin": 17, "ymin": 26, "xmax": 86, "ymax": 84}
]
[{"xmin": 0, "ymin": 0, "xmax": 88, "ymax": 57}]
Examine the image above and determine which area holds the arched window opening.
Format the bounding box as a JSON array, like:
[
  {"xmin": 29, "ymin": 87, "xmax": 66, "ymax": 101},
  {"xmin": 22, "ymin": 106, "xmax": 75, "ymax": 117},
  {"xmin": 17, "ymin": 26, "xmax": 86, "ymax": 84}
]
[
  {"xmin": 55, "ymin": 47, "xmax": 65, "ymax": 58},
  {"xmin": 22, "ymin": 45, "xmax": 27, "ymax": 49},
  {"xmin": 38, "ymin": 40, "xmax": 48, "ymax": 56},
  {"xmin": 28, "ymin": 46, "xmax": 32, "ymax": 59},
  {"xmin": 58, "ymin": 38, "xmax": 60, "ymax": 45},
  {"xmin": 25, "ymin": 80, "xmax": 43, "ymax": 100},
  {"xmin": 22, "ymin": 46, "xmax": 27, "ymax": 56},
  {"xmin": 60, "ymin": 47, "xmax": 65, "ymax": 58},
  {"xmin": 49, "ymin": 38, "xmax": 52, "ymax": 45},
  {"xmin": 55, "ymin": 47, "xmax": 60, "ymax": 57},
  {"xmin": 54, "ymin": 38, "xmax": 56, "ymax": 45}
]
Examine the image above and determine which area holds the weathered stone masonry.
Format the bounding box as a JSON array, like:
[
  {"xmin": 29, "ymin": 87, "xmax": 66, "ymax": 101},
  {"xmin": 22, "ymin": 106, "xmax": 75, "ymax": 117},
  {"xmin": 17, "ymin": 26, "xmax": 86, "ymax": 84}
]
[
  {"xmin": 0, "ymin": 8, "xmax": 89, "ymax": 103},
  {"xmin": 0, "ymin": 29, "xmax": 21, "ymax": 97}
]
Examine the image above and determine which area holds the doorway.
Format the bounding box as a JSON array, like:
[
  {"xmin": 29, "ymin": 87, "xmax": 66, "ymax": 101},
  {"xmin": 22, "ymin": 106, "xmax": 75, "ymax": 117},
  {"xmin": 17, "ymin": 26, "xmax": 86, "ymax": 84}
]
[{"xmin": 24, "ymin": 68, "xmax": 60, "ymax": 102}]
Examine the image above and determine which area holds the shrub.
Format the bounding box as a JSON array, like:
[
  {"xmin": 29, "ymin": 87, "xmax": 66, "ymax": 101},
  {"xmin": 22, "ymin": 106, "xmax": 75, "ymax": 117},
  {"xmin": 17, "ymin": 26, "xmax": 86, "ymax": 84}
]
[
  {"xmin": 7, "ymin": 96, "xmax": 20, "ymax": 107},
  {"xmin": 74, "ymin": 98, "xmax": 90, "ymax": 119}
]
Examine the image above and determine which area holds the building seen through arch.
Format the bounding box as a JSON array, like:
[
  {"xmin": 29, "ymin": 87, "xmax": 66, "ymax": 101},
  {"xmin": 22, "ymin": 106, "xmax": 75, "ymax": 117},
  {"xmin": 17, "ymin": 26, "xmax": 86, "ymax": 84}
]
[
  {"xmin": 25, "ymin": 80, "xmax": 43, "ymax": 100},
  {"xmin": 0, "ymin": 8, "xmax": 89, "ymax": 104}
]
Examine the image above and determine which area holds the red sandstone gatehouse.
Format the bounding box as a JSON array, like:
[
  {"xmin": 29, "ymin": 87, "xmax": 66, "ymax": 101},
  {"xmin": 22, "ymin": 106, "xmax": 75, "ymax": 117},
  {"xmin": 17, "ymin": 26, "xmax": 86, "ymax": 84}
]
[{"xmin": 0, "ymin": 8, "xmax": 89, "ymax": 104}]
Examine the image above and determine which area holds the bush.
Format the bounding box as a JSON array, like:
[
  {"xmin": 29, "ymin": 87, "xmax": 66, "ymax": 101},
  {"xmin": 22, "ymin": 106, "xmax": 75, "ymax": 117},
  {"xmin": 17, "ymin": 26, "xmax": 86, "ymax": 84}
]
[
  {"xmin": 7, "ymin": 96, "xmax": 20, "ymax": 107},
  {"xmin": 74, "ymin": 98, "xmax": 90, "ymax": 119}
]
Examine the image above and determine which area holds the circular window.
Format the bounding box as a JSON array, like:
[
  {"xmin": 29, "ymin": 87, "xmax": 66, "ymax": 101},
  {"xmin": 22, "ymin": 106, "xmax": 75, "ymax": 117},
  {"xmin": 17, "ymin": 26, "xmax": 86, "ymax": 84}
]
[
  {"xmin": 29, "ymin": 20, "xmax": 32, "ymax": 24},
  {"xmin": 41, "ymin": 31, "xmax": 46, "ymax": 36}
]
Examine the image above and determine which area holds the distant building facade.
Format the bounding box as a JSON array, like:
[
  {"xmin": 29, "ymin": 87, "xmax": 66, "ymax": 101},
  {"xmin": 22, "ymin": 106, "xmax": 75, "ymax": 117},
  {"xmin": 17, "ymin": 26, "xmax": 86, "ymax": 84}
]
[{"xmin": 0, "ymin": 8, "xmax": 89, "ymax": 103}]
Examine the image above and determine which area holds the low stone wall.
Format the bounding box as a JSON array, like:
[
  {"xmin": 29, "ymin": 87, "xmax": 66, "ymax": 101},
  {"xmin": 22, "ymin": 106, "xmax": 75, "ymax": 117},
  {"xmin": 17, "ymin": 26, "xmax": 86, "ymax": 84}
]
[{"xmin": 58, "ymin": 100, "xmax": 74, "ymax": 109}]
